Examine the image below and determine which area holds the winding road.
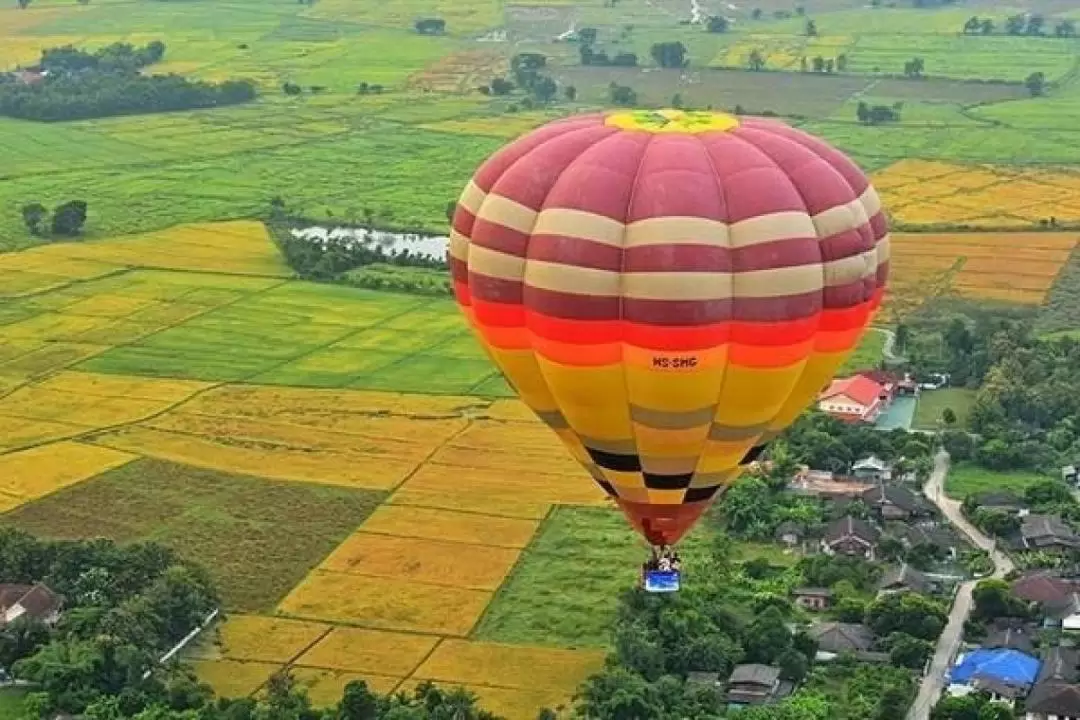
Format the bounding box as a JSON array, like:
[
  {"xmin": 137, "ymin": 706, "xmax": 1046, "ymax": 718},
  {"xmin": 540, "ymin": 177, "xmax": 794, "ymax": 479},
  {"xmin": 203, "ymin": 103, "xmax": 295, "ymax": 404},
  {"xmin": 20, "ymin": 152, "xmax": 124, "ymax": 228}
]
[{"xmin": 905, "ymin": 450, "xmax": 1015, "ymax": 720}]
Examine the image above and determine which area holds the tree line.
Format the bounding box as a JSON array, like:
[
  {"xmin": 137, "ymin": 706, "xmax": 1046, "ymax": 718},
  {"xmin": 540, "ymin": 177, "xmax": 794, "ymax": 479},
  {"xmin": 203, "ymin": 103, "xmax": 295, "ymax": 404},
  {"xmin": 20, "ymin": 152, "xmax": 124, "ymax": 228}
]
[
  {"xmin": 0, "ymin": 41, "xmax": 255, "ymax": 122},
  {"xmin": 20, "ymin": 200, "xmax": 88, "ymax": 238},
  {"xmin": 962, "ymin": 14, "xmax": 1076, "ymax": 37}
]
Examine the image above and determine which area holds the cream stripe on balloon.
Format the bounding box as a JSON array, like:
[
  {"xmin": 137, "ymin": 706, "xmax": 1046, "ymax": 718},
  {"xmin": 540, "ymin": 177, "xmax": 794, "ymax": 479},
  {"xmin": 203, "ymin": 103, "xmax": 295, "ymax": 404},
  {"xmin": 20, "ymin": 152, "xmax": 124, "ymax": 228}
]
[
  {"xmin": 467, "ymin": 244, "xmax": 526, "ymax": 281},
  {"xmin": 813, "ymin": 195, "xmax": 871, "ymax": 238},
  {"xmin": 875, "ymin": 233, "xmax": 891, "ymax": 262},
  {"xmin": 525, "ymin": 259, "xmax": 622, "ymax": 296},
  {"xmin": 448, "ymin": 230, "xmax": 470, "ymax": 262},
  {"xmin": 476, "ymin": 193, "xmax": 538, "ymax": 235},
  {"xmin": 823, "ymin": 248, "xmax": 878, "ymax": 287},
  {"xmin": 533, "ymin": 208, "xmax": 625, "ymax": 247},
  {"xmin": 458, "ymin": 180, "xmax": 486, "ymax": 216}
]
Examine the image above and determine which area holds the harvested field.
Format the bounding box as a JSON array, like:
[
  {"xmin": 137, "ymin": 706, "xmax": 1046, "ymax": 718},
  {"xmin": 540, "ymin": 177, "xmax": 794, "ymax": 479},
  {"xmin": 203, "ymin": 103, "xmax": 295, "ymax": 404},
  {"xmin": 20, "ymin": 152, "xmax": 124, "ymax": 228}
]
[
  {"xmin": 1, "ymin": 459, "xmax": 384, "ymax": 611},
  {"xmin": 409, "ymin": 50, "xmax": 507, "ymax": 93},
  {"xmin": 412, "ymin": 639, "xmax": 605, "ymax": 693},
  {"xmin": 319, "ymin": 532, "xmax": 522, "ymax": 591},
  {"xmin": 360, "ymin": 506, "xmax": 540, "ymax": 549},
  {"xmin": 278, "ymin": 570, "xmax": 492, "ymax": 636},
  {"xmin": 194, "ymin": 659, "xmax": 281, "ymax": 699},
  {"xmin": 0, "ymin": 442, "xmax": 136, "ymax": 513},
  {"xmin": 885, "ymin": 232, "xmax": 1078, "ymax": 315},
  {"xmin": 208, "ymin": 615, "xmax": 330, "ymax": 664},
  {"xmin": 0, "ymin": 416, "xmax": 87, "ymax": 454},
  {"xmin": 873, "ymin": 162, "xmax": 1080, "ymax": 227},
  {"xmin": 295, "ymin": 626, "xmax": 439, "ymax": 677}
]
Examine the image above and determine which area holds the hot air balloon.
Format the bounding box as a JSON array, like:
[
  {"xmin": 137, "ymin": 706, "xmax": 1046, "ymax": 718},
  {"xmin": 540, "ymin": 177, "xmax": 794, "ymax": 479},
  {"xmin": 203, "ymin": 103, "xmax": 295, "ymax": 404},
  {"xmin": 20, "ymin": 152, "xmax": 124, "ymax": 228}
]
[{"xmin": 448, "ymin": 109, "xmax": 888, "ymax": 567}]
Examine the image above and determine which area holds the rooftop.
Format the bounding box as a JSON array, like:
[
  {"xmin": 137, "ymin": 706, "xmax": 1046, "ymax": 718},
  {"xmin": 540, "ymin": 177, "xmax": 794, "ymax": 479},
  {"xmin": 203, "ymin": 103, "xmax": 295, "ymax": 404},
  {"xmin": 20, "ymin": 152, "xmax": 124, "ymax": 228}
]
[
  {"xmin": 949, "ymin": 648, "xmax": 1041, "ymax": 689},
  {"xmin": 824, "ymin": 515, "xmax": 881, "ymax": 545},
  {"xmin": 820, "ymin": 375, "xmax": 885, "ymax": 408}
]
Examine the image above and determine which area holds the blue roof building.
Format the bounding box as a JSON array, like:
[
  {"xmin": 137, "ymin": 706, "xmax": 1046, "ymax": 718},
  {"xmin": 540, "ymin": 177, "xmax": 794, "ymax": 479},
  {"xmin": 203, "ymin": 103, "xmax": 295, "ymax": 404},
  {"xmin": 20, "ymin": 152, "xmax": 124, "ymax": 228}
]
[{"xmin": 947, "ymin": 648, "xmax": 1041, "ymax": 703}]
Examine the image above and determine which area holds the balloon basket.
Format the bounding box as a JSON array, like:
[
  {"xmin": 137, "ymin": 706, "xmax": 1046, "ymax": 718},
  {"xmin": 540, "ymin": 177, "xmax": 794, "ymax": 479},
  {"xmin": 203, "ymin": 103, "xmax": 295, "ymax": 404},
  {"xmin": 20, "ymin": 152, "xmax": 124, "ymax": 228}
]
[{"xmin": 643, "ymin": 570, "xmax": 680, "ymax": 593}]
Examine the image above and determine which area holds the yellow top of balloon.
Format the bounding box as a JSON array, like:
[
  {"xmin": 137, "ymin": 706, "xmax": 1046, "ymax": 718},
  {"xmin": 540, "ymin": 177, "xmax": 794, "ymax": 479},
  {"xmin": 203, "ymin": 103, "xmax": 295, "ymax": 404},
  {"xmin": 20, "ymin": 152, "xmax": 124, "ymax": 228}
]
[{"xmin": 604, "ymin": 109, "xmax": 740, "ymax": 134}]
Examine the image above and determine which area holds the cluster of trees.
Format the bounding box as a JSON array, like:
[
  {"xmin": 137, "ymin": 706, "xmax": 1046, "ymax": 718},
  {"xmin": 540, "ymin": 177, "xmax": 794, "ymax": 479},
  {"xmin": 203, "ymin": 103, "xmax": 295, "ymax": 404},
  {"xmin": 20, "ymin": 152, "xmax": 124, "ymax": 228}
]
[
  {"xmin": 931, "ymin": 692, "xmax": 1015, "ymax": 720},
  {"xmin": 781, "ymin": 411, "xmax": 935, "ymax": 480},
  {"xmin": 575, "ymin": 531, "xmax": 918, "ymax": 720},
  {"xmin": 978, "ymin": 14, "xmax": 1078, "ymax": 38},
  {"xmin": 800, "ymin": 54, "xmax": 848, "ymax": 73},
  {"xmin": 608, "ymin": 82, "xmax": 637, "ymax": 106},
  {"xmin": 651, "ymin": 41, "xmax": 689, "ymax": 69},
  {"xmin": 0, "ymin": 529, "xmax": 218, "ymax": 717},
  {"xmin": 856, "ymin": 101, "xmax": 902, "ymax": 125},
  {"xmin": 959, "ymin": 331, "xmax": 1080, "ymax": 474},
  {"xmin": 901, "ymin": 57, "xmax": 925, "ymax": 78},
  {"xmin": 482, "ymin": 54, "xmax": 565, "ymax": 105},
  {"xmin": 21, "ymin": 200, "xmax": 88, "ymax": 237},
  {"xmin": 0, "ymin": 41, "xmax": 255, "ymax": 121}
]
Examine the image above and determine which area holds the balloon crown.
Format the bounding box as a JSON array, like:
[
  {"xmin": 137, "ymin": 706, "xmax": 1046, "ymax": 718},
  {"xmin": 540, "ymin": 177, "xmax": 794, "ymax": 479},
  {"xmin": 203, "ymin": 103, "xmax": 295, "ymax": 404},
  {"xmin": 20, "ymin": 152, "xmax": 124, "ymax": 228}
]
[{"xmin": 604, "ymin": 108, "xmax": 740, "ymax": 134}]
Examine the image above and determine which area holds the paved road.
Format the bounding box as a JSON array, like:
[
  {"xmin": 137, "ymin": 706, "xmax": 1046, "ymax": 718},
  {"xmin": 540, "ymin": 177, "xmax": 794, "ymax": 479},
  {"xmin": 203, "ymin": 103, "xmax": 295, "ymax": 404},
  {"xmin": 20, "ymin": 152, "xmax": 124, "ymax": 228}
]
[{"xmin": 906, "ymin": 450, "xmax": 1015, "ymax": 720}]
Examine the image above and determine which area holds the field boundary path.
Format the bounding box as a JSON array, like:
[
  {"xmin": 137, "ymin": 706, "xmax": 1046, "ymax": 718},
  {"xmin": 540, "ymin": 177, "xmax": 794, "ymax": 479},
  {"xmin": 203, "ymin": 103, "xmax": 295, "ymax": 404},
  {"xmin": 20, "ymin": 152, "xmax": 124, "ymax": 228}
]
[{"xmin": 906, "ymin": 450, "xmax": 1015, "ymax": 720}]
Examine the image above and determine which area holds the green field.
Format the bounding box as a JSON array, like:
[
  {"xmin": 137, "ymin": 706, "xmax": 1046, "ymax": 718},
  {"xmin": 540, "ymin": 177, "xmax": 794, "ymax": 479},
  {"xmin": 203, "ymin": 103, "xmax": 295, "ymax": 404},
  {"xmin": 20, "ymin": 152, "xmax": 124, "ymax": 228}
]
[
  {"xmin": 2, "ymin": 0, "xmax": 1080, "ymax": 248},
  {"xmin": 944, "ymin": 462, "xmax": 1049, "ymax": 499},
  {"xmin": 0, "ymin": 690, "xmax": 25, "ymax": 720},
  {"xmin": 0, "ymin": 459, "xmax": 385, "ymax": 611},
  {"xmin": 474, "ymin": 506, "xmax": 711, "ymax": 649},
  {"xmin": 913, "ymin": 388, "xmax": 978, "ymax": 430},
  {"xmin": 839, "ymin": 329, "xmax": 887, "ymax": 375}
]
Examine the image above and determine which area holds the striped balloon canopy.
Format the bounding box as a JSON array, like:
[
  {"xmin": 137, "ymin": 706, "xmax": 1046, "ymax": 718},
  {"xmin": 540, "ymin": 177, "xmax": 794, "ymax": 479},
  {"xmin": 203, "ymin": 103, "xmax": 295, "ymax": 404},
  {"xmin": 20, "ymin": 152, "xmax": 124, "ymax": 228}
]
[{"xmin": 449, "ymin": 109, "xmax": 889, "ymax": 547}]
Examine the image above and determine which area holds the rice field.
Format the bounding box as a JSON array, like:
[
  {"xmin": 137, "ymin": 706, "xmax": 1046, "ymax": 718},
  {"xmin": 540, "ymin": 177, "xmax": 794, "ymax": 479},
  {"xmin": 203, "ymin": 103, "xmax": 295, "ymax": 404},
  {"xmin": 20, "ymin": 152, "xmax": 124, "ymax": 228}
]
[
  {"xmin": 1, "ymin": 459, "xmax": 385, "ymax": 611},
  {"xmin": 0, "ymin": 442, "xmax": 135, "ymax": 513},
  {"xmin": 873, "ymin": 161, "xmax": 1080, "ymax": 228}
]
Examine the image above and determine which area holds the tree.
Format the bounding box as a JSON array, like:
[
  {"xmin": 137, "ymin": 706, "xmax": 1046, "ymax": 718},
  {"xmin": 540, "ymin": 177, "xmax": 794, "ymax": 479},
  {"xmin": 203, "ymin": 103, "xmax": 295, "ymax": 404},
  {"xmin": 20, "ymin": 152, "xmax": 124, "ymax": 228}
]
[
  {"xmin": 671, "ymin": 92, "xmax": 683, "ymax": 109},
  {"xmin": 824, "ymin": 58, "xmax": 834, "ymax": 73},
  {"xmin": 563, "ymin": 84, "xmax": 577, "ymax": 101},
  {"xmin": 1025, "ymin": 71, "xmax": 1046, "ymax": 97},
  {"xmin": 748, "ymin": 49, "xmax": 766, "ymax": 71},
  {"xmin": 21, "ymin": 203, "xmax": 47, "ymax": 235},
  {"xmin": 414, "ymin": 17, "xmax": 446, "ymax": 35},
  {"xmin": 776, "ymin": 648, "xmax": 808, "ymax": 683},
  {"xmin": 577, "ymin": 27, "xmax": 598, "ymax": 45},
  {"xmin": 751, "ymin": 8, "xmax": 763, "ymax": 20},
  {"xmin": 941, "ymin": 429, "xmax": 973, "ymax": 461},
  {"xmin": 1024, "ymin": 479, "xmax": 1073, "ymax": 508},
  {"xmin": 836, "ymin": 53, "xmax": 848, "ymax": 71},
  {"xmin": 706, "ymin": 15, "xmax": 729, "ymax": 33},
  {"xmin": 1026, "ymin": 14, "xmax": 1045, "ymax": 36},
  {"xmin": 888, "ymin": 632, "xmax": 932, "ymax": 670},
  {"xmin": 1004, "ymin": 14, "xmax": 1026, "ymax": 35},
  {"xmin": 942, "ymin": 408, "xmax": 957, "ymax": 426},
  {"xmin": 805, "ymin": 19, "xmax": 817, "ymax": 36},
  {"xmin": 962, "ymin": 16, "xmax": 980, "ymax": 34},
  {"xmin": 972, "ymin": 579, "xmax": 1027, "ymax": 621},
  {"xmin": 745, "ymin": 606, "xmax": 792, "ymax": 663},
  {"xmin": 282, "ymin": 82, "xmax": 302, "ymax": 95},
  {"xmin": 979, "ymin": 18, "xmax": 993, "ymax": 34},
  {"xmin": 867, "ymin": 592, "xmax": 948, "ymax": 641},
  {"xmin": 811, "ymin": 56, "xmax": 825, "ymax": 72},
  {"xmin": 339, "ymin": 680, "xmax": 378, "ymax": 720},
  {"xmin": 51, "ymin": 200, "xmax": 88, "ymax": 236},
  {"xmin": 17, "ymin": 0, "xmax": 30, "ymax": 8},
  {"xmin": 650, "ymin": 41, "xmax": 687, "ymax": 68},
  {"xmin": 903, "ymin": 57, "xmax": 925, "ymax": 77},
  {"xmin": 530, "ymin": 75, "xmax": 557, "ymax": 102},
  {"xmin": 1056, "ymin": 19, "xmax": 1077, "ymax": 38},
  {"xmin": 489, "ymin": 77, "xmax": 513, "ymax": 95},
  {"xmin": 608, "ymin": 82, "xmax": 637, "ymax": 106}
]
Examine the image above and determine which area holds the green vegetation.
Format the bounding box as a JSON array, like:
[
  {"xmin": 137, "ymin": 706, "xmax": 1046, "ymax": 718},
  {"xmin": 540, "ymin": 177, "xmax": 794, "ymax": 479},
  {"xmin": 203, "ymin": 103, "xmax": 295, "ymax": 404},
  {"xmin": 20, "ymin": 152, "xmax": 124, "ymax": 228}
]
[
  {"xmin": 475, "ymin": 506, "xmax": 711, "ymax": 648},
  {"xmin": 944, "ymin": 462, "xmax": 1048, "ymax": 499},
  {"xmin": 839, "ymin": 329, "xmax": 886, "ymax": 374},
  {"xmin": 1038, "ymin": 246, "xmax": 1080, "ymax": 334},
  {"xmin": 913, "ymin": 387, "xmax": 978, "ymax": 430},
  {"xmin": 1, "ymin": 459, "xmax": 385, "ymax": 611},
  {"xmin": 0, "ymin": 691, "xmax": 26, "ymax": 720}
]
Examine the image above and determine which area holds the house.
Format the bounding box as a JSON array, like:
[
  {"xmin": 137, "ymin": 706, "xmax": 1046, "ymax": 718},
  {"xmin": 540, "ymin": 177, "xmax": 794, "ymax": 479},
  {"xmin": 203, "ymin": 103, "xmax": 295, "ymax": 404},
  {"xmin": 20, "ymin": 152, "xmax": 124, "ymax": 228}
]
[
  {"xmin": 0, "ymin": 583, "xmax": 63, "ymax": 626},
  {"xmin": 971, "ymin": 490, "xmax": 1025, "ymax": 515},
  {"xmin": 861, "ymin": 483, "xmax": 927, "ymax": 522},
  {"xmin": 1045, "ymin": 593, "xmax": 1080, "ymax": 631},
  {"xmin": 946, "ymin": 648, "xmax": 1041, "ymax": 706},
  {"xmin": 1064, "ymin": 465, "xmax": 1079, "ymax": 486},
  {"xmin": 984, "ymin": 621, "xmax": 1037, "ymax": 655},
  {"xmin": 821, "ymin": 515, "xmax": 880, "ymax": 560},
  {"xmin": 725, "ymin": 664, "xmax": 792, "ymax": 706},
  {"xmin": 1015, "ymin": 515, "xmax": 1080, "ymax": 552},
  {"xmin": 878, "ymin": 563, "xmax": 941, "ymax": 596},
  {"xmin": 1012, "ymin": 572, "xmax": 1077, "ymax": 607},
  {"xmin": 792, "ymin": 588, "xmax": 831, "ymax": 611},
  {"xmin": 852, "ymin": 456, "xmax": 891, "ymax": 483},
  {"xmin": 817, "ymin": 375, "xmax": 890, "ymax": 424},
  {"xmin": 1025, "ymin": 647, "xmax": 1080, "ymax": 720},
  {"xmin": 896, "ymin": 523, "xmax": 958, "ymax": 559},
  {"xmin": 809, "ymin": 622, "xmax": 875, "ymax": 659},
  {"xmin": 775, "ymin": 521, "xmax": 804, "ymax": 548}
]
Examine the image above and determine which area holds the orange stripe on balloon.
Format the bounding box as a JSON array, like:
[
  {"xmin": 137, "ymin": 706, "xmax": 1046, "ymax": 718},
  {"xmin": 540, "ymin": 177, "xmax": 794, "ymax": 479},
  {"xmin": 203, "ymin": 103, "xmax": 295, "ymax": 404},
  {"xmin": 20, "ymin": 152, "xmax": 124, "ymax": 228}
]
[
  {"xmin": 533, "ymin": 335, "xmax": 622, "ymax": 366},
  {"xmin": 729, "ymin": 339, "xmax": 816, "ymax": 368},
  {"xmin": 477, "ymin": 324, "xmax": 532, "ymax": 350},
  {"xmin": 471, "ymin": 298, "xmax": 525, "ymax": 327}
]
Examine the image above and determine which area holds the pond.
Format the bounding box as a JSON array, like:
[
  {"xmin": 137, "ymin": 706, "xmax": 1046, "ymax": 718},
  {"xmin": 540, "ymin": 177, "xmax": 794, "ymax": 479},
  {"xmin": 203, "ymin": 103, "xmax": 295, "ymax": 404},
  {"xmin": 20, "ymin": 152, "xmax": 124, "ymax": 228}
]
[{"xmin": 289, "ymin": 226, "xmax": 448, "ymax": 263}]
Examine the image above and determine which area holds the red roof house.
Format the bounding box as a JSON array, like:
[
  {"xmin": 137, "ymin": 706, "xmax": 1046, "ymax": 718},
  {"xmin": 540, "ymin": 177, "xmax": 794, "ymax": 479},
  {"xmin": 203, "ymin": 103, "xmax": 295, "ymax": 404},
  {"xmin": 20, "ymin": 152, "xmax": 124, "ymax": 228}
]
[{"xmin": 818, "ymin": 375, "xmax": 890, "ymax": 423}]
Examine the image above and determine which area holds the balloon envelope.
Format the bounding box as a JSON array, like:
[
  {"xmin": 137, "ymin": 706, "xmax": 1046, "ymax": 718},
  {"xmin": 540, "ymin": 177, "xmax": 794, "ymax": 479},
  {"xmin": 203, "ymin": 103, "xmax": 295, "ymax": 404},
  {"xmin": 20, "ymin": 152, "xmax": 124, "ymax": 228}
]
[{"xmin": 449, "ymin": 110, "xmax": 888, "ymax": 546}]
